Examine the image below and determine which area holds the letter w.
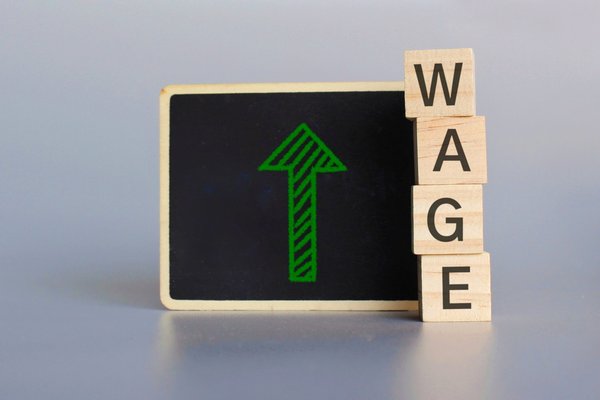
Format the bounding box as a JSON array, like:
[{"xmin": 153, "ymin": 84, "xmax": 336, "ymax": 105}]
[{"xmin": 414, "ymin": 63, "xmax": 463, "ymax": 106}]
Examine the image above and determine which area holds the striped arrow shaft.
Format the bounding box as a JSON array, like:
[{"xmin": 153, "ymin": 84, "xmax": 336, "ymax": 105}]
[
  {"xmin": 288, "ymin": 149, "xmax": 337, "ymax": 282},
  {"xmin": 288, "ymin": 169, "xmax": 316, "ymax": 281}
]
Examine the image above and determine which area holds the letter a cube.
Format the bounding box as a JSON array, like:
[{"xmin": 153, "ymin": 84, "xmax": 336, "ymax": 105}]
[{"xmin": 415, "ymin": 116, "xmax": 487, "ymax": 185}]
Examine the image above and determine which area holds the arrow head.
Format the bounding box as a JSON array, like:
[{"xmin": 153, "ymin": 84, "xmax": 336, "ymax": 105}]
[{"xmin": 258, "ymin": 123, "xmax": 347, "ymax": 172}]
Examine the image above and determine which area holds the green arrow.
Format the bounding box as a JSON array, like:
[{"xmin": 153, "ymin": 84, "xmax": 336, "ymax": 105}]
[{"xmin": 259, "ymin": 123, "xmax": 347, "ymax": 282}]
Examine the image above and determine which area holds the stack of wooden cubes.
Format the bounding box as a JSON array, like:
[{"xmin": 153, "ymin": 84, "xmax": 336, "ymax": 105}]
[{"xmin": 404, "ymin": 48, "xmax": 491, "ymax": 322}]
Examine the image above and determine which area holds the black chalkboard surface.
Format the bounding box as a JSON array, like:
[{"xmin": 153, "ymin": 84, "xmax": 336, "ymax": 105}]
[{"xmin": 160, "ymin": 82, "xmax": 417, "ymax": 310}]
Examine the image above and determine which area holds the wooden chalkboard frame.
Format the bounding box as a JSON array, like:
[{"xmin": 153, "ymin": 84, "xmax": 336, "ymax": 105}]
[{"xmin": 160, "ymin": 81, "xmax": 418, "ymax": 311}]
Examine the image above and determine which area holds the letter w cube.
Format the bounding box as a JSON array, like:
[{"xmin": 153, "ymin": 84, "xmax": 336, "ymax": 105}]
[{"xmin": 405, "ymin": 48, "xmax": 475, "ymax": 118}]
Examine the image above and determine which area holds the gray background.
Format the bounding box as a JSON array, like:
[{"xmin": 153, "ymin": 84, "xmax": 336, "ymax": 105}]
[{"xmin": 1, "ymin": 1, "xmax": 599, "ymax": 398}]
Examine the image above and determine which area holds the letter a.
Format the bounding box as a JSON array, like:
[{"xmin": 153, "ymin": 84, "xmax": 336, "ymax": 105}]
[{"xmin": 433, "ymin": 128, "xmax": 470, "ymax": 172}]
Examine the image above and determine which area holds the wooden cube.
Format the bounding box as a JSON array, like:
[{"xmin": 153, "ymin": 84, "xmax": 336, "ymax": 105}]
[
  {"xmin": 412, "ymin": 184, "xmax": 483, "ymax": 254},
  {"xmin": 415, "ymin": 116, "xmax": 487, "ymax": 185},
  {"xmin": 419, "ymin": 252, "xmax": 491, "ymax": 322},
  {"xmin": 405, "ymin": 48, "xmax": 475, "ymax": 118}
]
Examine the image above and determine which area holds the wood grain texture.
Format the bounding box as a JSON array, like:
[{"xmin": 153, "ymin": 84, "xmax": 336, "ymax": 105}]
[
  {"xmin": 414, "ymin": 116, "xmax": 487, "ymax": 185},
  {"xmin": 412, "ymin": 184, "xmax": 483, "ymax": 255},
  {"xmin": 405, "ymin": 48, "xmax": 475, "ymax": 118},
  {"xmin": 418, "ymin": 252, "xmax": 491, "ymax": 322}
]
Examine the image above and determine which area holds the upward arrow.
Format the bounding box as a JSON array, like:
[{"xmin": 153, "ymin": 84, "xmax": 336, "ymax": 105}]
[{"xmin": 259, "ymin": 123, "xmax": 347, "ymax": 282}]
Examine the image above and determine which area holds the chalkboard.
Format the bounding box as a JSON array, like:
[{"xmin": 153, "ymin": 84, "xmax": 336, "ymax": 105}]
[{"xmin": 160, "ymin": 82, "xmax": 418, "ymax": 310}]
